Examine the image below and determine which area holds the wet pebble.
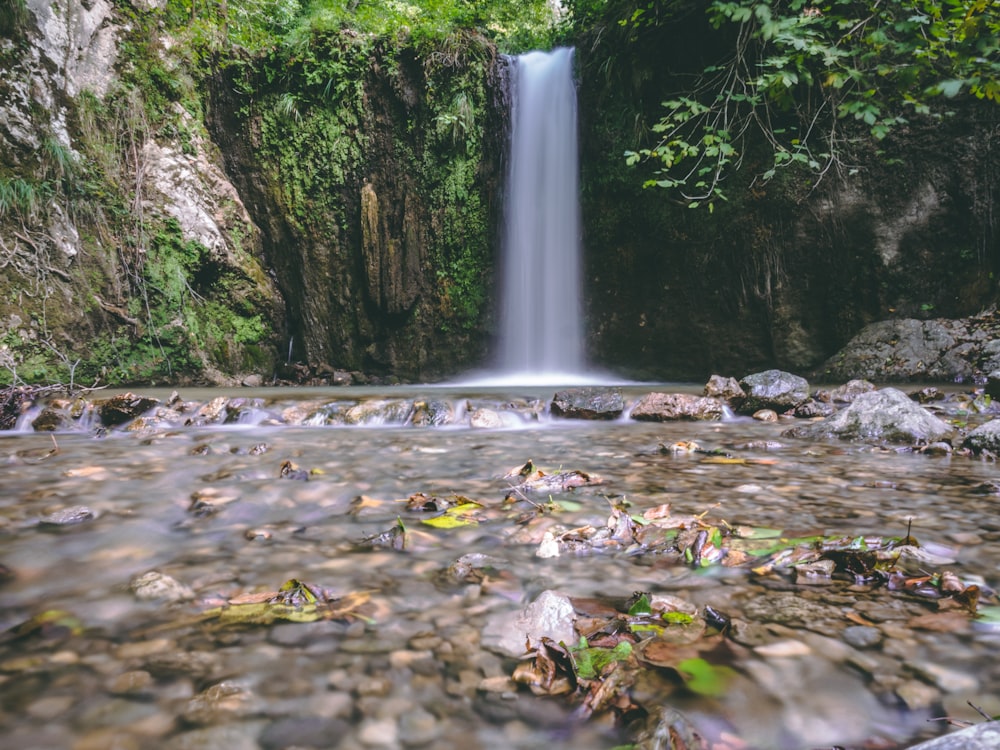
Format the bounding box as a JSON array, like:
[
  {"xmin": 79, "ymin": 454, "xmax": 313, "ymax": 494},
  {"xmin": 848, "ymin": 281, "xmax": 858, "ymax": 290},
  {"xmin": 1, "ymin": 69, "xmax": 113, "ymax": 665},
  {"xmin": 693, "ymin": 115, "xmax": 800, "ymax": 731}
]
[
  {"xmin": 907, "ymin": 661, "xmax": 979, "ymax": 693},
  {"xmin": 143, "ymin": 650, "xmax": 220, "ymax": 682},
  {"xmin": 842, "ymin": 625, "xmax": 883, "ymax": 649},
  {"xmin": 182, "ymin": 681, "xmax": 257, "ymax": 726},
  {"xmin": 398, "ymin": 708, "xmax": 440, "ymax": 747},
  {"xmin": 258, "ymin": 716, "xmax": 350, "ymax": 750},
  {"xmin": 107, "ymin": 670, "xmax": 155, "ymax": 697},
  {"xmin": 38, "ymin": 505, "xmax": 96, "ymax": 527},
  {"xmin": 162, "ymin": 721, "xmax": 267, "ymax": 750},
  {"xmin": 358, "ymin": 717, "xmax": 399, "ymax": 748},
  {"xmin": 895, "ymin": 679, "xmax": 940, "ymax": 710},
  {"xmin": 129, "ymin": 571, "xmax": 195, "ymax": 602}
]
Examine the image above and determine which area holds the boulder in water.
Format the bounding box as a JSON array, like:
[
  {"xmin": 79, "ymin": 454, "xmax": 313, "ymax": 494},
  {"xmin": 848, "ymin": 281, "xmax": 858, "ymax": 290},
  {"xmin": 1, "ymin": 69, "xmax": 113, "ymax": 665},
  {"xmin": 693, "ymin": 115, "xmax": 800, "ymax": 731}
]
[
  {"xmin": 739, "ymin": 370, "xmax": 809, "ymax": 413},
  {"xmin": 97, "ymin": 392, "xmax": 160, "ymax": 427},
  {"xmin": 550, "ymin": 387, "xmax": 624, "ymax": 420},
  {"xmin": 629, "ymin": 392, "xmax": 725, "ymax": 421},
  {"xmin": 783, "ymin": 388, "xmax": 953, "ymax": 444},
  {"xmin": 963, "ymin": 420, "xmax": 1000, "ymax": 454},
  {"xmin": 703, "ymin": 374, "xmax": 745, "ymax": 407}
]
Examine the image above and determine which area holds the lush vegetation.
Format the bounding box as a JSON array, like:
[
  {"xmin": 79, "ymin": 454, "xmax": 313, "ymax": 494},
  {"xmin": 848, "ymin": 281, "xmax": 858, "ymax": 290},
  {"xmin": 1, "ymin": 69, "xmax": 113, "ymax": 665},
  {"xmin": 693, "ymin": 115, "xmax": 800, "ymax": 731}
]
[{"xmin": 568, "ymin": 0, "xmax": 1000, "ymax": 208}]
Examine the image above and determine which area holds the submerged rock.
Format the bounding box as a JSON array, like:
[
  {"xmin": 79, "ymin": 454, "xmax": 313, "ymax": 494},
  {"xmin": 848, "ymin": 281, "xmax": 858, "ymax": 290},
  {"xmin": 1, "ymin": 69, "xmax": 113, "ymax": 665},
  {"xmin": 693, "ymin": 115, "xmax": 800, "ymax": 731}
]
[
  {"xmin": 550, "ymin": 387, "xmax": 624, "ymax": 420},
  {"xmin": 739, "ymin": 369, "xmax": 810, "ymax": 413},
  {"xmin": 783, "ymin": 388, "xmax": 954, "ymax": 444},
  {"xmin": 629, "ymin": 392, "xmax": 725, "ymax": 421}
]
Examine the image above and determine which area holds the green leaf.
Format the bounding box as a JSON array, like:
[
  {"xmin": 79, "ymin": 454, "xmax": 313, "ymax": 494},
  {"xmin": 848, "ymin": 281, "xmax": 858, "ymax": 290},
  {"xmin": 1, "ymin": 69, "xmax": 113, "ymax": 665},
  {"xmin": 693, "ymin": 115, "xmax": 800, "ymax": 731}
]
[
  {"xmin": 936, "ymin": 79, "xmax": 964, "ymax": 97},
  {"xmin": 676, "ymin": 657, "xmax": 735, "ymax": 696},
  {"xmin": 628, "ymin": 593, "xmax": 653, "ymax": 616},
  {"xmin": 572, "ymin": 639, "xmax": 633, "ymax": 680}
]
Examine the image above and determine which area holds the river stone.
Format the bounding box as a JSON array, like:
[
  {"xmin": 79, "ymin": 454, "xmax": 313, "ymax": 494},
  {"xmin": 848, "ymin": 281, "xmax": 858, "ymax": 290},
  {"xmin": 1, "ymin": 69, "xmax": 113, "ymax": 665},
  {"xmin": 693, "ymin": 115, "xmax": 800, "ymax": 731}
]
[
  {"xmin": 163, "ymin": 722, "xmax": 267, "ymax": 750},
  {"xmin": 793, "ymin": 399, "xmax": 836, "ymax": 418},
  {"xmin": 963, "ymin": 419, "xmax": 1000, "ymax": 454},
  {"xmin": 182, "ymin": 680, "xmax": 257, "ymax": 725},
  {"xmin": 703, "ymin": 374, "xmax": 745, "ymax": 405},
  {"xmin": 344, "ymin": 399, "xmax": 414, "ymax": 426},
  {"xmin": 97, "ymin": 392, "xmax": 160, "ymax": 427},
  {"xmin": 741, "ymin": 593, "xmax": 839, "ymax": 629},
  {"xmin": 783, "ymin": 388, "xmax": 953, "ymax": 444},
  {"xmin": 905, "ymin": 723, "xmax": 1000, "ymax": 750},
  {"xmin": 129, "ymin": 571, "xmax": 195, "ymax": 602},
  {"xmin": 469, "ymin": 408, "xmax": 502, "ymax": 428},
  {"xmin": 481, "ymin": 590, "xmax": 576, "ymax": 658},
  {"xmin": 629, "ymin": 392, "xmax": 724, "ymax": 421},
  {"xmin": 842, "ymin": 625, "xmax": 882, "ymax": 649},
  {"xmin": 828, "ymin": 379, "xmax": 877, "ymax": 403},
  {"xmin": 31, "ymin": 407, "xmax": 74, "ymax": 431},
  {"xmin": 411, "ymin": 399, "xmax": 454, "ymax": 426},
  {"xmin": 258, "ymin": 716, "xmax": 350, "ymax": 750},
  {"xmin": 550, "ymin": 387, "xmax": 624, "ymax": 420},
  {"xmin": 38, "ymin": 505, "xmax": 97, "ymax": 527},
  {"xmin": 738, "ymin": 369, "xmax": 810, "ymax": 413}
]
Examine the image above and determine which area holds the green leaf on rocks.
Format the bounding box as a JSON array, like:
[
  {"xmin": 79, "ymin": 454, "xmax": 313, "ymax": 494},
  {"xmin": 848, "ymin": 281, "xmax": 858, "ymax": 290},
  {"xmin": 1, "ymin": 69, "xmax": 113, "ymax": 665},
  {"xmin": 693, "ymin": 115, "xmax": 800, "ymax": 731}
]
[
  {"xmin": 571, "ymin": 637, "xmax": 633, "ymax": 680},
  {"xmin": 421, "ymin": 501, "xmax": 483, "ymax": 528}
]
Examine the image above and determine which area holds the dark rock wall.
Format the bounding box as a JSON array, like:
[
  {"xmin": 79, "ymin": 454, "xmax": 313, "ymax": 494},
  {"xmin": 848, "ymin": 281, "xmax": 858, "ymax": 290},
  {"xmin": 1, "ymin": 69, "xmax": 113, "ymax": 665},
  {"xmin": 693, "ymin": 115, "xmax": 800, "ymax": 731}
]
[{"xmin": 575, "ymin": 21, "xmax": 1000, "ymax": 382}]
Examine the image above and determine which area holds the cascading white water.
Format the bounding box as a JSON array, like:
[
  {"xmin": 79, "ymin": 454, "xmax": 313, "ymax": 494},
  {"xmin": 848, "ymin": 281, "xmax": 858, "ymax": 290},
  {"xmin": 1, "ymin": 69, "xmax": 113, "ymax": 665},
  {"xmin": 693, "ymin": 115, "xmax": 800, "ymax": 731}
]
[{"xmin": 495, "ymin": 48, "xmax": 586, "ymax": 384}]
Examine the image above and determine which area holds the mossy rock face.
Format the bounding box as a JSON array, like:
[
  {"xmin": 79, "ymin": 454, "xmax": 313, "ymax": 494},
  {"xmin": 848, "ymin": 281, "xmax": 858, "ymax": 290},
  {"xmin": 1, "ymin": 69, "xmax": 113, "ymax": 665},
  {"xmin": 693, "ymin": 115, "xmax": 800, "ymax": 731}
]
[{"xmin": 206, "ymin": 33, "xmax": 506, "ymax": 381}]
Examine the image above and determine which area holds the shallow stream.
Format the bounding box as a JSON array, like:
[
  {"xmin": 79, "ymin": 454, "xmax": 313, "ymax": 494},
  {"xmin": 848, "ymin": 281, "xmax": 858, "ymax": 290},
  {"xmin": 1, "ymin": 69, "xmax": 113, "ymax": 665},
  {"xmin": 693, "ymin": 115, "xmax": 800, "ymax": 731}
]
[{"xmin": 1, "ymin": 385, "xmax": 998, "ymax": 750}]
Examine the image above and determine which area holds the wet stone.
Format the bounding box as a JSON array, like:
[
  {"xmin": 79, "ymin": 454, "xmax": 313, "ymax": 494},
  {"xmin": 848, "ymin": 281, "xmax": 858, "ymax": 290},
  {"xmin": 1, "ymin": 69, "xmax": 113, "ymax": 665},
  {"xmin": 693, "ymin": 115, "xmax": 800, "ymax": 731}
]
[
  {"xmin": 143, "ymin": 651, "xmax": 220, "ymax": 682},
  {"xmin": 162, "ymin": 721, "xmax": 267, "ymax": 750},
  {"xmin": 181, "ymin": 681, "xmax": 257, "ymax": 726},
  {"xmin": 129, "ymin": 571, "xmax": 195, "ymax": 602},
  {"xmin": 895, "ymin": 679, "xmax": 940, "ymax": 710},
  {"xmin": 741, "ymin": 593, "xmax": 839, "ymax": 628},
  {"xmin": 38, "ymin": 505, "xmax": 96, "ymax": 527},
  {"xmin": 551, "ymin": 387, "xmax": 624, "ymax": 420},
  {"xmin": 842, "ymin": 625, "xmax": 883, "ymax": 649},
  {"xmin": 107, "ymin": 670, "xmax": 155, "ymax": 697},
  {"xmin": 398, "ymin": 707, "xmax": 440, "ymax": 747},
  {"xmin": 358, "ymin": 717, "xmax": 399, "ymax": 747},
  {"xmin": 907, "ymin": 661, "xmax": 979, "ymax": 693},
  {"xmin": 258, "ymin": 716, "xmax": 350, "ymax": 750}
]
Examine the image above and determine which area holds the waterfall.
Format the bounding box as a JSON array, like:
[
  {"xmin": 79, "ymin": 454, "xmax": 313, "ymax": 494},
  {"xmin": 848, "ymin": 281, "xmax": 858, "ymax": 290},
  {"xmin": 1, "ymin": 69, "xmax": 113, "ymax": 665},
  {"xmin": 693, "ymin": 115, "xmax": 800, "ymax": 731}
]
[{"xmin": 494, "ymin": 47, "xmax": 586, "ymax": 384}]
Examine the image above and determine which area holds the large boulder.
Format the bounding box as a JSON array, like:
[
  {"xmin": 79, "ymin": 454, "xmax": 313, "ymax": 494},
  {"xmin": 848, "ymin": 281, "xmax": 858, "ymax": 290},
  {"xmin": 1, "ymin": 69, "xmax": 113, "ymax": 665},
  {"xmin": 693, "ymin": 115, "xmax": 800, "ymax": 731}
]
[
  {"xmin": 963, "ymin": 420, "xmax": 1000, "ymax": 454},
  {"xmin": 629, "ymin": 392, "xmax": 725, "ymax": 421},
  {"xmin": 817, "ymin": 313, "xmax": 1000, "ymax": 383},
  {"xmin": 739, "ymin": 370, "xmax": 810, "ymax": 413},
  {"xmin": 783, "ymin": 388, "xmax": 953, "ymax": 444},
  {"xmin": 550, "ymin": 387, "xmax": 624, "ymax": 420}
]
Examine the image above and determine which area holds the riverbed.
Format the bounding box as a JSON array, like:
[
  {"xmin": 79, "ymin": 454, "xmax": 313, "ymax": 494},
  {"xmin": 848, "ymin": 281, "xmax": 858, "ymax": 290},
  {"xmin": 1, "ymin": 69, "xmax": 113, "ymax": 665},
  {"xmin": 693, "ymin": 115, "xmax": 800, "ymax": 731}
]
[{"xmin": 1, "ymin": 384, "xmax": 998, "ymax": 750}]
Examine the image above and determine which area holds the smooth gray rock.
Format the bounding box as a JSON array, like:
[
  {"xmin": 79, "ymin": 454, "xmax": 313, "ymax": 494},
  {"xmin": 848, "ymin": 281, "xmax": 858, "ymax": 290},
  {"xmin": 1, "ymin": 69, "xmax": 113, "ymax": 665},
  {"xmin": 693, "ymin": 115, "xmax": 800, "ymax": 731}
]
[
  {"xmin": 550, "ymin": 387, "xmax": 624, "ymax": 420},
  {"xmin": 964, "ymin": 419, "xmax": 1000, "ymax": 454},
  {"xmin": 904, "ymin": 722, "xmax": 1000, "ymax": 750},
  {"xmin": 783, "ymin": 388, "xmax": 953, "ymax": 444},
  {"xmin": 739, "ymin": 369, "xmax": 810, "ymax": 413}
]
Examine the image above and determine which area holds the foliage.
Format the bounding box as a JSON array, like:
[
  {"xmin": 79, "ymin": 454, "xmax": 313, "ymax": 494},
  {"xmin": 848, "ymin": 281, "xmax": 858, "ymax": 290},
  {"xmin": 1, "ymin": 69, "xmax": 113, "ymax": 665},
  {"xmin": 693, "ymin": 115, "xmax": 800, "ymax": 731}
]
[
  {"xmin": 0, "ymin": 0, "xmax": 30, "ymax": 39},
  {"xmin": 613, "ymin": 0, "xmax": 1000, "ymax": 207}
]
